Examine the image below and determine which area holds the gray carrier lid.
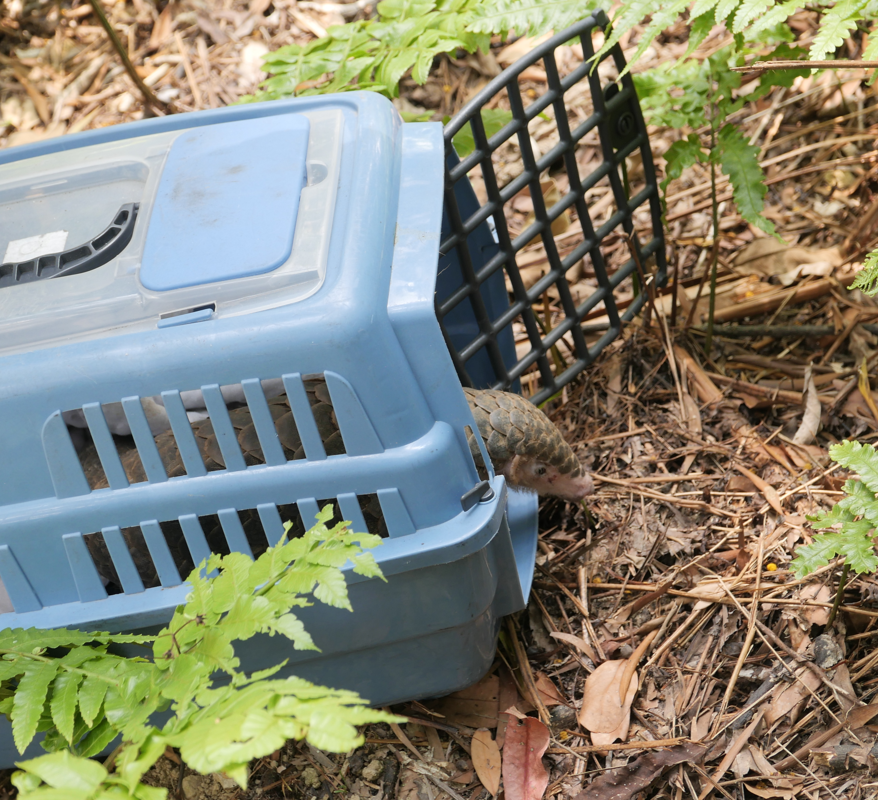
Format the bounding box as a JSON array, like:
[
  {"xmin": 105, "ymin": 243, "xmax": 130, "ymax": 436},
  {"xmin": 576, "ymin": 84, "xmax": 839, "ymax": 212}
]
[{"xmin": 0, "ymin": 105, "xmax": 343, "ymax": 355}]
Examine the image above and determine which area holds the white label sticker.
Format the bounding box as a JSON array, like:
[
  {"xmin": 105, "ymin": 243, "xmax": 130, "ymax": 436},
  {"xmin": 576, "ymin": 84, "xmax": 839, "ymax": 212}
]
[{"xmin": 4, "ymin": 230, "xmax": 69, "ymax": 263}]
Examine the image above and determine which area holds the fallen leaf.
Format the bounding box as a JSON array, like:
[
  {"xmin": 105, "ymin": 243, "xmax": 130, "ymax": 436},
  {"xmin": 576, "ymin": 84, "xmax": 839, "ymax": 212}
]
[
  {"xmin": 496, "ymin": 665, "xmax": 521, "ymax": 748},
  {"xmin": 428, "ymin": 673, "xmax": 501, "ymax": 729},
  {"xmin": 497, "ymin": 33, "xmax": 552, "ymax": 65},
  {"xmin": 472, "ymin": 730, "xmax": 501, "ymax": 796},
  {"xmin": 800, "ymin": 585, "xmax": 832, "ymax": 627},
  {"xmin": 502, "ymin": 717, "xmax": 550, "ymax": 800},
  {"xmin": 571, "ymin": 742, "xmax": 706, "ymax": 800},
  {"xmin": 688, "ymin": 580, "xmax": 727, "ymax": 604},
  {"xmin": 746, "ymin": 785, "xmax": 798, "ymax": 799},
  {"xmin": 733, "ymin": 239, "xmax": 842, "ymax": 278},
  {"xmin": 792, "ymin": 366, "xmax": 821, "ymax": 446},
  {"xmin": 148, "ymin": 2, "xmax": 177, "ymax": 50},
  {"xmin": 764, "ymin": 667, "xmax": 822, "ymax": 726},
  {"xmin": 550, "ymin": 631, "xmax": 599, "ymax": 662},
  {"xmin": 533, "ymin": 672, "xmax": 567, "ymax": 707},
  {"xmin": 734, "ymin": 464, "xmax": 783, "ymax": 515},
  {"xmin": 579, "ymin": 660, "xmax": 637, "ymax": 744}
]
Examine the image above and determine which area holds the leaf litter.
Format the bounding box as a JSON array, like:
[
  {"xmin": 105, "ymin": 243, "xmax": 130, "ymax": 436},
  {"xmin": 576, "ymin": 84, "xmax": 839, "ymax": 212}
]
[{"xmin": 4, "ymin": 3, "xmax": 878, "ymax": 800}]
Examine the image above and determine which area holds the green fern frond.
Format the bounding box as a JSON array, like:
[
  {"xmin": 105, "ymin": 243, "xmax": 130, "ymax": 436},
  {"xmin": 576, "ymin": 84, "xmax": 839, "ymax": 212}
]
[
  {"xmin": 7, "ymin": 509, "xmax": 393, "ymax": 798},
  {"xmin": 622, "ymin": 0, "xmax": 694, "ymax": 75},
  {"xmin": 793, "ymin": 440, "xmax": 878, "ymax": 578},
  {"xmin": 690, "ymin": 0, "xmax": 723, "ymax": 20},
  {"xmin": 851, "ymin": 250, "xmax": 878, "ymax": 295},
  {"xmin": 714, "ymin": 0, "xmax": 742, "ymax": 27},
  {"xmin": 686, "ymin": 10, "xmax": 718, "ymax": 56},
  {"xmin": 717, "ymin": 124, "xmax": 776, "ymax": 236},
  {"xmin": 809, "ymin": 0, "xmax": 868, "ymax": 59},
  {"xmin": 733, "ymin": 0, "xmax": 775, "ymax": 32},
  {"xmin": 466, "ymin": 0, "xmax": 586, "ymax": 36},
  {"xmin": 591, "ymin": 0, "xmax": 662, "ymax": 65},
  {"xmin": 829, "ymin": 440, "xmax": 878, "ymax": 494},
  {"xmin": 748, "ymin": 0, "xmax": 804, "ymax": 34}
]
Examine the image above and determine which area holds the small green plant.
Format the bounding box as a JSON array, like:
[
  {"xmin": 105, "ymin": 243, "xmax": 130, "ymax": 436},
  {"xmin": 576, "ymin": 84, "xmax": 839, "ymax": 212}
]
[
  {"xmin": 243, "ymin": 0, "xmax": 588, "ymax": 107},
  {"xmin": 2, "ymin": 507, "xmax": 396, "ymax": 799},
  {"xmin": 793, "ymin": 440, "xmax": 878, "ymax": 578},
  {"xmin": 851, "ymin": 249, "xmax": 878, "ymax": 295},
  {"xmin": 634, "ymin": 38, "xmax": 807, "ymax": 346}
]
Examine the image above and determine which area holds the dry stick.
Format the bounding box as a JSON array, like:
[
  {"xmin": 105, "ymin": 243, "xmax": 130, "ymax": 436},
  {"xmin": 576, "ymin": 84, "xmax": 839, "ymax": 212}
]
[
  {"xmin": 705, "ymin": 113, "xmax": 721, "ymax": 353},
  {"xmin": 819, "ymin": 312, "xmax": 861, "ymax": 366},
  {"xmin": 665, "ymin": 128, "xmax": 875, "ymax": 205},
  {"xmin": 552, "ymin": 737, "xmax": 687, "ymax": 754},
  {"xmin": 173, "ymin": 31, "xmax": 202, "ymax": 109},
  {"xmin": 754, "ymin": 620, "xmax": 856, "ymax": 706},
  {"xmin": 618, "ymin": 628, "xmax": 661, "ymax": 705},
  {"xmin": 506, "ymin": 617, "xmax": 551, "ymax": 725},
  {"xmin": 597, "ymin": 476, "xmax": 738, "ymax": 517},
  {"xmin": 731, "ymin": 58, "xmax": 878, "ymax": 72},
  {"xmin": 626, "ymin": 232, "xmax": 657, "ymax": 330},
  {"xmin": 772, "ymin": 704, "xmax": 878, "ymax": 772},
  {"xmin": 713, "ymin": 536, "xmax": 765, "ymax": 737},
  {"xmin": 577, "ymin": 566, "xmax": 603, "ymax": 666},
  {"xmin": 86, "ymin": 0, "xmax": 167, "ymax": 114},
  {"xmin": 593, "ymin": 473, "xmax": 712, "ymax": 485},
  {"xmin": 705, "ymin": 323, "xmax": 878, "ymax": 338}
]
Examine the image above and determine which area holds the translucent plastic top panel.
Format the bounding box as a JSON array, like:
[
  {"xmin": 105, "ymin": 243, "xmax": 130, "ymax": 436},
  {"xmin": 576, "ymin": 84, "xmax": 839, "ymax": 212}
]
[{"xmin": 0, "ymin": 107, "xmax": 343, "ymax": 356}]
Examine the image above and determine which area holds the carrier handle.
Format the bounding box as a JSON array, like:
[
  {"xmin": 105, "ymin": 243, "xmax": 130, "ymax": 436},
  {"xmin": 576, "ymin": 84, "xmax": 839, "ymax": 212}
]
[{"xmin": 0, "ymin": 202, "xmax": 139, "ymax": 288}]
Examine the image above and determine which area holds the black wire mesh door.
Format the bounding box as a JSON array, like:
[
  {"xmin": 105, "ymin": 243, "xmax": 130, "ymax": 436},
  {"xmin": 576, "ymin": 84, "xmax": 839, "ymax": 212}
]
[{"xmin": 438, "ymin": 11, "xmax": 666, "ymax": 404}]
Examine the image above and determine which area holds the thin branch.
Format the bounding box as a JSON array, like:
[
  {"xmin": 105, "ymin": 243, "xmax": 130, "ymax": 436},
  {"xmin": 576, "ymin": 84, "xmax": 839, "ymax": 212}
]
[
  {"xmin": 732, "ymin": 59, "xmax": 878, "ymax": 73},
  {"xmin": 85, "ymin": 0, "xmax": 169, "ymax": 114}
]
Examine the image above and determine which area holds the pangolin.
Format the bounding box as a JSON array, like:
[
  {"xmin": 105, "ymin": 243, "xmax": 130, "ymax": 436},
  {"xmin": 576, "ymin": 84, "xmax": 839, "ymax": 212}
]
[{"xmin": 76, "ymin": 380, "xmax": 591, "ymax": 589}]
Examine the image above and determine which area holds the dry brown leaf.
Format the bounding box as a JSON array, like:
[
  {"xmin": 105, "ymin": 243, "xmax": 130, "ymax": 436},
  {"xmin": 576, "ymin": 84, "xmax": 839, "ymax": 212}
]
[
  {"xmin": 471, "ymin": 729, "xmax": 501, "ymax": 796},
  {"xmin": 533, "ymin": 672, "xmax": 567, "ymax": 707},
  {"xmin": 149, "ymin": 2, "xmax": 177, "ymax": 50},
  {"xmin": 496, "ymin": 665, "xmax": 522, "ymax": 748},
  {"xmin": 502, "ymin": 717, "xmax": 550, "ymax": 800},
  {"xmin": 763, "ymin": 666, "xmax": 822, "ymax": 726},
  {"xmin": 688, "ymin": 580, "xmax": 727, "ymax": 604},
  {"xmin": 428, "ymin": 673, "xmax": 501, "ymax": 729},
  {"xmin": 733, "ymin": 239, "xmax": 843, "ymax": 278},
  {"xmin": 734, "ymin": 464, "xmax": 783, "ymax": 515},
  {"xmin": 579, "ymin": 660, "xmax": 637, "ymax": 744},
  {"xmin": 571, "ymin": 742, "xmax": 707, "ymax": 800},
  {"xmin": 497, "ymin": 34, "xmax": 552, "ymax": 65},
  {"xmin": 792, "ymin": 366, "xmax": 821, "ymax": 445},
  {"xmin": 691, "ymin": 711, "xmax": 712, "ymax": 741},
  {"xmin": 550, "ymin": 631, "xmax": 598, "ymax": 661},
  {"xmin": 746, "ymin": 785, "xmax": 798, "ymax": 799},
  {"xmin": 800, "ymin": 584, "xmax": 832, "ymax": 626}
]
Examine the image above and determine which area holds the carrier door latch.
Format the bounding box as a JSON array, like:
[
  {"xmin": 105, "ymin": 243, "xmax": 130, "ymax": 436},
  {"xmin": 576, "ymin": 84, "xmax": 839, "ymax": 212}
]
[{"xmin": 461, "ymin": 480, "xmax": 495, "ymax": 512}]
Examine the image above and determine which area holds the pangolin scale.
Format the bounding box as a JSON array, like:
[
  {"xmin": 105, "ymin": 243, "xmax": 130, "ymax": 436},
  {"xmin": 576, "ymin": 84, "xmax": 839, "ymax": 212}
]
[{"xmin": 78, "ymin": 381, "xmax": 591, "ymax": 589}]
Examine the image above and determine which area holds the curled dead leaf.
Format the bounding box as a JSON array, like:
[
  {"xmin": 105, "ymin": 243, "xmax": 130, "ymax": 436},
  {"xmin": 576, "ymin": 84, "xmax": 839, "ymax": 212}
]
[
  {"xmin": 579, "ymin": 659, "xmax": 637, "ymax": 744},
  {"xmin": 471, "ymin": 729, "xmax": 501, "ymax": 796},
  {"xmin": 533, "ymin": 672, "xmax": 567, "ymax": 707},
  {"xmin": 792, "ymin": 366, "xmax": 821, "ymax": 446}
]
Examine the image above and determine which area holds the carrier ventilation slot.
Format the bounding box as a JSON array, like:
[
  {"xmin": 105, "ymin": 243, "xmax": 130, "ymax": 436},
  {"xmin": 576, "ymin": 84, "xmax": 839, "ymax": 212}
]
[
  {"xmin": 75, "ymin": 495, "xmax": 388, "ymax": 597},
  {"xmin": 59, "ymin": 372, "xmax": 385, "ymax": 495}
]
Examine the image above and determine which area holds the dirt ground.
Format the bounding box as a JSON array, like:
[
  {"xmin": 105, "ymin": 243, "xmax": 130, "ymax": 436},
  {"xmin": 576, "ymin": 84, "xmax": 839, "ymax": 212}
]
[{"xmin": 4, "ymin": 0, "xmax": 878, "ymax": 798}]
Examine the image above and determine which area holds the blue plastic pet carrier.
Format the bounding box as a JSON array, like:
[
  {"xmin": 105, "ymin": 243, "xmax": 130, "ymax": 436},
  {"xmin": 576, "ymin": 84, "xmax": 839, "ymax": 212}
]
[{"xmin": 0, "ymin": 12, "xmax": 663, "ymax": 765}]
